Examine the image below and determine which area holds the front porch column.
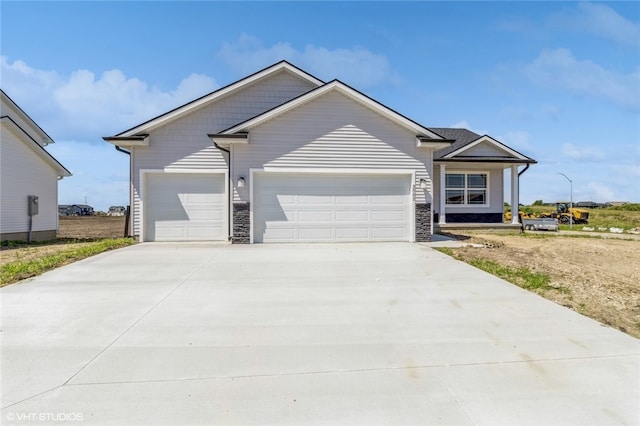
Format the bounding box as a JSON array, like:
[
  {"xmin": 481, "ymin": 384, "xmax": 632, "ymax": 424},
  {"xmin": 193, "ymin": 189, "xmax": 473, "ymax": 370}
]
[
  {"xmin": 439, "ymin": 164, "xmax": 446, "ymax": 224},
  {"xmin": 510, "ymin": 165, "xmax": 519, "ymax": 224}
]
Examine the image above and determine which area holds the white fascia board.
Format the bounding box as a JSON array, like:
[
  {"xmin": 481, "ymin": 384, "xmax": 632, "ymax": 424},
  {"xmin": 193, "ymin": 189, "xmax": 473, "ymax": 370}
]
[
  {"xmin": 443, "ymin": 135, "xmax": 530, "ymax": 160},
  {"xmin": 222, "ymin": 81, "xmax": 444, "ymax": 139},
  {"xmin": 208, "ymin": 134, "xmax": 248, "ymax": 146},
  {"xmin": 416, "ymin": 138, "xmax": 453, "ymax": 149},
  {"xmin": 117, "ymin": 62, "xmax": 324, "ymax": 137},
  {"xmin": 103, "ymin": 135, "xmax": 150, "ymax": 147},
  {"xmin": 1, "ymin": 91, "xmax": 54, "ymax": 145}
]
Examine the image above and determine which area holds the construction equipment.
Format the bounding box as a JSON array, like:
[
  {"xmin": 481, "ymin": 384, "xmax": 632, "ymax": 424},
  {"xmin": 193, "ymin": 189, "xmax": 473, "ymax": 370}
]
[
  {"xmin": 504, "ymin": 203, "xmax": 589, "ymax": 225},
  {"xmin": 503, "ymin": 210, "xmax": 536, "ymax": 222},
  {"xmin": 539, "ymin": 203, "xmax": 589, "ymax": 224}
]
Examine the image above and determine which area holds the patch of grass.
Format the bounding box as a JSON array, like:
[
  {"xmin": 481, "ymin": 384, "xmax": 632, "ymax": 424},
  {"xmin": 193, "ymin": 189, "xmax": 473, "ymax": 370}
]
[
  {"xmin": 467, "ymin": 258, "xmax": 564, "ymax": 294},
  {"xmin": 435, "ymin": 247, "xmax": 455, "ymax": 256},
  {"xmin": 436, "ymin": 247, "xmax": 569, "ymax": 295},
  {"xmin": 1, "ymin": 238, "xmax": 135, "ymax": 287}
]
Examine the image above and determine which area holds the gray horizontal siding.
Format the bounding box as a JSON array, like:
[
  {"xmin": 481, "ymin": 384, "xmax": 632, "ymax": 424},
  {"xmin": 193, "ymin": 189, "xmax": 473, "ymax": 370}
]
[{"xmin": 233, "ymin": 91, "xmax": 432, "ymax": 203}]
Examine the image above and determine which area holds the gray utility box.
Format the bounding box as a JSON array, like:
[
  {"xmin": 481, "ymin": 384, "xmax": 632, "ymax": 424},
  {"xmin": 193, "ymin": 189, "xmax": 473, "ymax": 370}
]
[{"xmin": 28, "ymin": 195, "xmax": 39, "ymax": 216}]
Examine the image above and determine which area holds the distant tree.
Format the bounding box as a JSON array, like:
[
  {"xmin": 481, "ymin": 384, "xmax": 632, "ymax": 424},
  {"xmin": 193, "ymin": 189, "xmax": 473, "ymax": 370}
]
[{"xmin": 532, "ymin": 199, "xmax": 544, "ymax": 206}]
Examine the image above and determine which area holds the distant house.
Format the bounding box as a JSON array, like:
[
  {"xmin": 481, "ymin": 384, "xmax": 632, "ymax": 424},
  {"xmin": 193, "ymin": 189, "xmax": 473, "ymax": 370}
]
[
  {"xmin": 607, "ymin": 201, "xmax": 630, "ymax": 207},
  {"xmin": 58, "ymin": 204, "xmax": 94, "ymax": 216},
  {"xmin": 108, "ymin": 206, "xmax": 126, "ymax": 216},
  {"xmin": 1, "ymin": 90, "xmax": 71, "ymax": 241},
  {"xmin": 575, "ymin": 201, "xmax": 599, "ymax": 208}
]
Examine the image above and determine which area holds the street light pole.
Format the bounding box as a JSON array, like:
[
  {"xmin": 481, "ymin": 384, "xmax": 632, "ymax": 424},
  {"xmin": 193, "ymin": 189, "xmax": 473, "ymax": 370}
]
[{"xmin": 557, "ymin": 172, "xmax": 573, "ymax": 229}]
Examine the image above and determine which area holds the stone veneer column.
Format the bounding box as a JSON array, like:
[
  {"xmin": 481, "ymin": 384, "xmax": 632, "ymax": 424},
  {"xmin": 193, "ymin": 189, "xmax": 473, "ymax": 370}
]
[
  {"xmin": 415, "ymin": 203, "xmax": 432, "ymax": 242},
  {"xmin": 232, "ymin": 202, "xmax": 250, "ymax": 244}
]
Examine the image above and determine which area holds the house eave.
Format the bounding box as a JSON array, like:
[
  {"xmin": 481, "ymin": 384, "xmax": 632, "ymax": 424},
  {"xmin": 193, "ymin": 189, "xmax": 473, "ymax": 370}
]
[
  {"xmin": 103, "ymin": 134, "xmax": 150, "ymax": 147},
  {"xmin": 207, "ymin": 133, "xmax": 249, "ymax": 146},
  {"xmin": 435, "ymin": 158, "xmax": 537, "ymax": 164},
  {"xmin": 416, "ymin": 137, "xmax": 455, "ymax": 149}
]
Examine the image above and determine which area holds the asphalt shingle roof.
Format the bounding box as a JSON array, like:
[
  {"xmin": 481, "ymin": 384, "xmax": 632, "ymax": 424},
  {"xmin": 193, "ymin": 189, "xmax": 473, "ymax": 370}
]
[{"xmin": 430, "ymin": 128, "xmax": 482, "ymax": 159}]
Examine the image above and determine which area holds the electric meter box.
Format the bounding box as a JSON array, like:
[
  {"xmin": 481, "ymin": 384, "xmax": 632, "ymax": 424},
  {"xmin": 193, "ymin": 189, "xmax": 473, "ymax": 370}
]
[{"xmin": 28, "ymin": 195, "xmax": 39, "ymax": 216}]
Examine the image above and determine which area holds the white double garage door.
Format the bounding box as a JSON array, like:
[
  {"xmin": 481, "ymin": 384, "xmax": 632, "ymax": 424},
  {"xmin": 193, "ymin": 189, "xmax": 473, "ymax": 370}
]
[{"xmin": 145, "ymin": 172, "xmax": 412, "ymax": 243}]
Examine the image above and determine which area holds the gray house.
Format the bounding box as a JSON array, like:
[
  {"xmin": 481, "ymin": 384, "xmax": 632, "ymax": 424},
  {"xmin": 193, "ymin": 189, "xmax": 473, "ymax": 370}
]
[{"xmin": 105, "ymin": 61, "xmax": 535, "ymax": 243}]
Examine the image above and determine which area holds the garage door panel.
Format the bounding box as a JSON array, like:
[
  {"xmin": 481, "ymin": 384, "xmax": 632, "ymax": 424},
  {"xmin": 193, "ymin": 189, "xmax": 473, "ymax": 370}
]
[
  {"xmin": 335, "ymin": 228, "xmax": 369, "ymax": 239},
  {"xmin": 298, "ymin": 195, "xmax": 332, "ymax": 204},
  {"xmin": 299, "ymin": 211, "xmax": 333, "ymax": 222},
  {"xmin": 372, "ymin": 210, "xmax": 405, "ymax": 221},
  {"xmin": 372, "ymin": 227, "xmax": 406, "ymax": 238},
  {"xmin": 335, "ymin": 210, "xmax": 368, "ymax": 221},
  {"xmin": 145, "ymin": 173, "xmax": 226, "ymax": 242},
  {"xmin": 254, "ymin": 173, "xmax": 410, "ymax": 243},
  {"xmin": 298, "ymin": 228, "xmax": 333, "ymax": 240},
  {"xmin": 336, "ymin": 195, "xmax": 368, "ymax": 204}
]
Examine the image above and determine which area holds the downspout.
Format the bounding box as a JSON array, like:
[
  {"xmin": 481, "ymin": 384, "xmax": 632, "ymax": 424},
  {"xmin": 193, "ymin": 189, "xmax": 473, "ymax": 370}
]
[
  {"xmin": 115, "ymin": 146, "xmax": 132, "ymax": 237},
  {"xmin": 518, "ymin": 163, "xmax": 530, "ymax": 177},
  {"xmin": 213, "ymin": 142, "xmax": 232, "ymax": 240}
]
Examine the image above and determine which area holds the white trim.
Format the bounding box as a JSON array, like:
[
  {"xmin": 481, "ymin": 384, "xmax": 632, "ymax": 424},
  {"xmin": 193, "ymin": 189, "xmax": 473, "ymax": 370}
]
[
  {"xmin": 439, "ymin": 164, "xmax": 446, "ymax": 224},
  {"xmin": 223, "ymin": 81, "xmax": 443, "ymax": 139},
  {"xmin": 119, "ymin": 62, "xmax": 323, "ymax": 137},
  {"xmin": 138, "ymin": 168, "xmax": 228, "ymax": 242},
  {"xmin": 443, "ymin": 135, "xmax": 531, "ymax": 160},
  {"xmin": 444, "ymin": 171, "xmax": 491, "ymax": 208},
  {"xmin": 249, "ymin": 168, "xmax": 415, "ymax": 243}
]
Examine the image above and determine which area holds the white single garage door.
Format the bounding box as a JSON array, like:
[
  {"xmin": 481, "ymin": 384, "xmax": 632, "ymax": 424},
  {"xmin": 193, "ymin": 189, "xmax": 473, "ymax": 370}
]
[
  {"xmin": 145, "ymin": 173, "xmax": 226, "ymax": 241},
  {"xmin": 253, "ymin": 173, "xmax": 411, "ymax": 243}
]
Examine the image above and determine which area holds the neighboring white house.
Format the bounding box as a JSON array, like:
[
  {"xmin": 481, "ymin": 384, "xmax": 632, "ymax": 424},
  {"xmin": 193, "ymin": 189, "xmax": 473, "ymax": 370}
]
[
  {"xmin": 1, "ymin": 90, "xmax": 71, "ymax": 241},
  {"xmin": 105, "ymin": 61, "xmax": 535, "ymax": 243}
]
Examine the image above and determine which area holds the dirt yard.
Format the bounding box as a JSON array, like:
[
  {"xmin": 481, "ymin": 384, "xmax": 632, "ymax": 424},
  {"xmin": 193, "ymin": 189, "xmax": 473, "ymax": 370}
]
[
  {"xmin": 57, "ymin": 216, "xmax": 127, "ymax": 239},
  {"xmin": 0, "ymin": 216, "xmax": 126, "ymax": 265},
  {"xmin": 446, "ymin": 232, "xmax": 640, "ymax": 338}
]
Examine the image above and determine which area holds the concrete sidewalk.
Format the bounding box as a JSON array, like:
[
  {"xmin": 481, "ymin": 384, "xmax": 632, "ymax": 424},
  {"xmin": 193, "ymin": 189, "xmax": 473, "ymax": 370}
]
[{"xmin": 1, "ymin": 243, "xmax": 638, "ymax": 425}]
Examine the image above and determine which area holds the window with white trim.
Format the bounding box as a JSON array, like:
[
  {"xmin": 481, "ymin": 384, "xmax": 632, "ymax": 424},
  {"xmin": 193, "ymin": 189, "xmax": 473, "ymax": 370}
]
[{"xmin": 445, "ymin": 173, "xmax": 488, "ymax": 205}]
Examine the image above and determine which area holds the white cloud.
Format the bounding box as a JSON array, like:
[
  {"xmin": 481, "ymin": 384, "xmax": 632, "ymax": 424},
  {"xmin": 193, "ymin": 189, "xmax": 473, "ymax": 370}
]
[
  {"xmin": 1, "ymin": 56, "xmax": 218, "ymax": 141},
  {"xmin": 524, "ymin": 48, "xmax": 640, "ymax": 110},
  {"xmin": 582, "ymin": 182, "xmax": 616, "ymax": 202},
  {"xmin": 218, "ymin": 34, "xmax": 395, "ymax": 88},
  {"xmin": 498, "ymin": 130, "xmax": 533, "ymax": 151},
  {"xmin": 449, "ymin": 120, "xmax": 487, "ymax": 135},
  {"xmin": 561, "ymin": 142, "xmax": 604, "ymax": 161},
  {"xmin": 550, "ymin": 3, "xmax": 640, "ymax": 48}
]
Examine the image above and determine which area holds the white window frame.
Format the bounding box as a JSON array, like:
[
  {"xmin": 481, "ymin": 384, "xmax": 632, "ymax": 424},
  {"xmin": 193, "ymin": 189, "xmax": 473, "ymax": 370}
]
[{"xmin": 445, "ymin": 171, "xmax": 490, "ymax": 207}]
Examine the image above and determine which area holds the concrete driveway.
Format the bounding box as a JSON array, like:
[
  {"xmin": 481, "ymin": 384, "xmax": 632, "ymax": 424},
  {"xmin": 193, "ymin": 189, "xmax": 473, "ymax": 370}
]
[{"xmin": 1, "ymin": 242, "xmax": 638, "ymax": 425}]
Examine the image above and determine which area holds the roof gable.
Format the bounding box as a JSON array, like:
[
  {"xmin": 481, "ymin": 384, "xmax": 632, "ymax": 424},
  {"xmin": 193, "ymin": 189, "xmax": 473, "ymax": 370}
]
[
  {"xmin": 432, "ymin": 128, "xmax": 535, "ymax": 163},
  {"xmin": 1, "ymin": 89, "xmax": 54, "ymax": 146},
  {"xmin": 1, "ymin": 116, "xmax": 71, "ymax": 177},
  {"xmin": 115, "ymin": 61, "xmax": 324, "ymax": 137},
  {"xmin": 220, "ymin": 80, "xmax": 444, "ymax": 140}
]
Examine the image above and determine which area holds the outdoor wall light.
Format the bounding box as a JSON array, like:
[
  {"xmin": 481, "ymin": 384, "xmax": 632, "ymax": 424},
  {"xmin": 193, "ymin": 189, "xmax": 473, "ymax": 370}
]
[
  {"xmin": 237, "ymin": 177, "xmax": 245, "ymax": 188},
  {"xmin": 419, "ymin": 179, "xmax": 428, "ymax": 189}
]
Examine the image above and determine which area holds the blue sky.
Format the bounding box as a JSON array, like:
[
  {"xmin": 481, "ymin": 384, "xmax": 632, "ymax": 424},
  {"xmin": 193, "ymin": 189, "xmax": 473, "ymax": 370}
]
[{"xmin": 2, "ymin": 1, "xmax": 639, "ymax": 211}]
